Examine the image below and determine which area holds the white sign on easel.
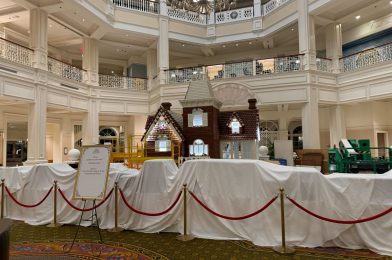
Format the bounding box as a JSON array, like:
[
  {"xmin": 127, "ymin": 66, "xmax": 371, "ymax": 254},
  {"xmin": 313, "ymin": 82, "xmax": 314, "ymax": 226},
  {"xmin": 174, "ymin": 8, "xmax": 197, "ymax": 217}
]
[{"xmin": 73, "ymin": 145, "xmax": 111, "ymax": 200}]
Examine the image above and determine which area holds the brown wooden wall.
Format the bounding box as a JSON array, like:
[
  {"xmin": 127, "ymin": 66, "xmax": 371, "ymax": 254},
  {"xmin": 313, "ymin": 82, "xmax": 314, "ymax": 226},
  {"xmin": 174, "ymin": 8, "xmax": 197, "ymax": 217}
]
[{"xmin": 182, "ymin": 106, "xmax": 221, "ymax": 158}]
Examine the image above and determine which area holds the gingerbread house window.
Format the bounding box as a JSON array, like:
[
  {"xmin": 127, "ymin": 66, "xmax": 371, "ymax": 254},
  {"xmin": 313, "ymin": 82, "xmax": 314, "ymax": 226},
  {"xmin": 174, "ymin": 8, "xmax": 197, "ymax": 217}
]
[
  {"xmin": 155, "ymin": 135, "xmax": 171, "ymax": 152},
  {"xmin": 188, "ymin": 108, "xmax": 208, "ymax": 127},
  {"xmin": 227, "ymin": 113, "xmax": 244, "ymax": 135},
  {"xmin": 189, "ymin": 139, "xmax": 208, "ymax": 156}
]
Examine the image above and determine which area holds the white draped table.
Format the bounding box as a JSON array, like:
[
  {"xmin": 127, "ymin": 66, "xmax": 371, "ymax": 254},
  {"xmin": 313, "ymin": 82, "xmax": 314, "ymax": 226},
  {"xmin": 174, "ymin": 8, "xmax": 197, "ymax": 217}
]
[{"xmin": 0, "ymin": 159, "xmax": 391, "ymax": 256}]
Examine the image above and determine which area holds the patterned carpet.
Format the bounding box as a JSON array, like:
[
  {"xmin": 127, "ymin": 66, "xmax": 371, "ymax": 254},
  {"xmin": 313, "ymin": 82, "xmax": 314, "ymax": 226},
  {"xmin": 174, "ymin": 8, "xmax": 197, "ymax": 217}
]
[{"xmin": 9, "ymin": 222, "xmax": 391, "ymax": 259}]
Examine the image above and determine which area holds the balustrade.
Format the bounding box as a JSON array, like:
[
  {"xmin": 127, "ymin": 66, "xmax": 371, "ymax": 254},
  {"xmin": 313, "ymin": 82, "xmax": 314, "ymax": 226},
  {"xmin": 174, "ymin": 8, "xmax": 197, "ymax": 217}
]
[
  {"xmin": 99, "ymin": 74, "xmax": 147, "ymax": 90},
  {"xmin": 166, "ymin": 55, "xmax": 304, "ymax": 83},
  {"xmin": 340, "ymin": 42, "xmax": 392, "ymax": 72},
  {"xmin": 0, "ymin": 38, "xmax": 33, "ymax": 67},
  {"xmin": 167, "ymin": 7, "xmax": 206, "ymax": 24},
  {"xmin": 215, "ymin": 6, "xmax": 254, "ymax": 24},
  {"xmin": 166, "ymin": 67, "xmax": 204, "ymax": 84},
  {"xmin": 263, "ymin": 0, "xmax": 291, "ymax": 15},
  {"xmin": 47, "ymin": 57, "xmax": 83, "ymax": 82},
  {"xmin": 112, "ymin": 0, "xmax": 159, "ymax": 14},
  {"xmin": 316, "ymin": 58, "xmax": 332, "ymax": 72}
]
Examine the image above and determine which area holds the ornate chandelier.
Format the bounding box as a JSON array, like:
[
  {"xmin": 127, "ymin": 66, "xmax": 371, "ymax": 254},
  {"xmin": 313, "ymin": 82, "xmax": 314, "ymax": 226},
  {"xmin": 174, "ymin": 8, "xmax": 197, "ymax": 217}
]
[{"xmin": 167, "ymin": 0, "xmax": 237, "ymax": 15}]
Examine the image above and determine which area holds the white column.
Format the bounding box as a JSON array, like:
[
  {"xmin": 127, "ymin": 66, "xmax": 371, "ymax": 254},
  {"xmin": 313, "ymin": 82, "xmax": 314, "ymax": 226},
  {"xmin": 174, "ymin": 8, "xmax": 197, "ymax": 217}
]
[
  {"xmin": 329, "ymin": 105, "xmax": 346, "ymax": 147},
  {"xmin": 0, "ymin": 110, "xmax": 4, "ymax": 166},
  {"xmin": 26, "ymin": 86, "xmax": 48, "ymax": 164},
  {"xmin": 82, "ymin": 38, "xmax": 99, "ymax": 86},
  {"xmin": 252, "ymin": 0, "xmax": 263, "ymax": 31},
  {"xmin": 297, "ymin": 0, "xmax": 316, "ymax": 70},
  {"xmin": 60, "ymin": 117, "xmax": 73, "ymax": 161},
  {"xmin": 326, "ymin": 23, "xmax": 342, "ymax": 73},
  {"xmin": 302, "ymin": 87, "xmax": 320, "ymax": 148},
  {"xmin": 30, "ymin": 9, "xmax": 48, "ymax": 70},
  {"xmin": 158, "ymin": 0, "xmax": 169, "ymax": 84},
  {"xmin": 147, "ymin": 48, "xmax": 157, "ymax": 90},
  {"xmin": 82, "ymin": 100, "xmax": 100, "ymax": 145},
  {"xmin": 207, "ymin": 10, "xmax": 216, "ymax": 37}
]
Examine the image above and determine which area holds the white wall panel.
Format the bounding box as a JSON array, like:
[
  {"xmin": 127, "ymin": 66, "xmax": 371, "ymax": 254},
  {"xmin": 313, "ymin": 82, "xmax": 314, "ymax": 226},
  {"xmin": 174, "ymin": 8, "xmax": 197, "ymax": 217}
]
[
  {"xmin": 340, "ymin": 87, "xmax": 367, "ymax": 102},
  {"xmin": 47, "ymin": 91, "xmax": 68, "ymax": 106},
  {"xmin": 319, "ymin": 89, "xmax": 338, "ymax": 102},
  {"xmin": 3, "ymin": 80, "xmax": 35, "ymax": 100},
  {"xmin": 70, "ymin": 97, "xmax": 88, "ymax": 110},
  {"xmin": 257, "ymin": 88, "xmax": 307, "ymax": 104}
]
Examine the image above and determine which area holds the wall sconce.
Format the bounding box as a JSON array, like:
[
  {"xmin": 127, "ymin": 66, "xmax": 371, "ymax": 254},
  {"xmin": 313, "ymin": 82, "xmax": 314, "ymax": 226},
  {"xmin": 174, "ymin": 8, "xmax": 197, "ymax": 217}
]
[{"xmin": 63, "ymin": 147, "xmax": 68, "ymax": 155}]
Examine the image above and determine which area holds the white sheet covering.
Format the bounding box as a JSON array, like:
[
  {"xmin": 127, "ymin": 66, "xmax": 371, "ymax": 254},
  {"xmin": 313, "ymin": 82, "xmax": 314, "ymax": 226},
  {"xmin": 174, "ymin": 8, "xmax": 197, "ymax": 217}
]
[{"xmin": 0, "ymin": 159, "xmax": 391, "ymax": 255}]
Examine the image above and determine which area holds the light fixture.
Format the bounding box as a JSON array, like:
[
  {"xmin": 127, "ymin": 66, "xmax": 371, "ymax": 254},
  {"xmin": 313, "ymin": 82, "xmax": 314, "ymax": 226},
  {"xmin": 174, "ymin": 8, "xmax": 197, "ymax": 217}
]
[
  {"xmin": 82, "ymin": 18, "xmax": 86, "ymax": 22},
  {"xmin": 182, "ymin": 44, "xmax": 185, "ymax": 47},
  {"xmin": 291, "ymin": 28, "xmax": 294, "ymax": 31},
  {"xmin": 167, "ymin": 0, "xmax": 237, "ymax": 15},
  {"xmin": 222, "ymin": 45, "xmax": 226, "ymax": 48},
  {"xmin": 355, "ymin": 15, "xmax": 361, "ymax": 20},
  {"xmin": 390, "ymin": 0, "xmax": 392, "ymax": 4},
  {"xmin": 235, "ymin": 43, "xmax": 239, "ymax": 47},
  {"xmin": 249, "ymin": 42, "xmax": 252, "ymax": 45}
]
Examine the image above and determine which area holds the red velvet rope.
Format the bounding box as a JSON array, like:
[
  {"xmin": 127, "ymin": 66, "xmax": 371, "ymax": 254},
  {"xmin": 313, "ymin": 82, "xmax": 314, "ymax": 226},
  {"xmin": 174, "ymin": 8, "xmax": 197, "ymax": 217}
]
[
  {"xmin": 119, "ymin": 189, "xmax": 182, "ymax": 216},
  {"xmin": 5, "ymin": 186, "xmax": 53, "ymax": 208},
  {"xmin": 58, "ymin": 188, "xmax": 114, "ymax": 212},
  {"xmin": 189, "ymin": 191, "xmax": 278, "ymax": 220},
  {"xmin": 287, "ymin": 196, "xmax": 392, "ymax": 224}
]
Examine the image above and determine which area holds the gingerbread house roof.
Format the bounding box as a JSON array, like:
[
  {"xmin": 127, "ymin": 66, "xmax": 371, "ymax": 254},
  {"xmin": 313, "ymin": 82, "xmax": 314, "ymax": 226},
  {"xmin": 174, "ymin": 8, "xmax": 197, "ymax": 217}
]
[{"xmin": 141, "ymin": 105, "xmax": 184, "ymax": 142}]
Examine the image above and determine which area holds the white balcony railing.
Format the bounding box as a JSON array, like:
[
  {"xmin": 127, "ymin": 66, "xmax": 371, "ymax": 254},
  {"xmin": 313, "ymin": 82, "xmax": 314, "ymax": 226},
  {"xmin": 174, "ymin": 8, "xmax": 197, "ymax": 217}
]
[
  {"xmin": 208, "ymin": 60, "xmax": 253, "ymax": 79},
  {"xmin": 165, "ymin": 55, "xmax": 304, "ymax": 83},
  {"xmin": 215, "ymin": 6, "xmax": 253, "ymax": 24},
  {"xmin": 167, "ymin": 7, "xmax": 206, "ymax": 24},
  {"xmin": 112, "ymin": 0, "xmax": 159, "ymax": 14},
  {"xmin": 166, "ymin": 67, "xmax": 204, "ymax": 84},
  {"xmin": 255, "ymin": 55, "xmax": 304, "ymax": 75},
  {"xmin": 0, "ymin": 38, "xmax": 33, "ymax": 67},
  {"xmin": 99, "ymin": 74, "xmax": 147, "ymax": 90},
  {"xmin": 48, "ymin": 57, "xmax": 83, "ymax": 82},
  {"xmin": 340, "ymin": 42, "xmax": 392, "ymax": 72},
  {"xmin": 263, "ymin": 0, "xmax": 291, "ymax": 15},
  {"xmin": 316, "ymin": 57, "xmax": 332, "ymax": 72}
]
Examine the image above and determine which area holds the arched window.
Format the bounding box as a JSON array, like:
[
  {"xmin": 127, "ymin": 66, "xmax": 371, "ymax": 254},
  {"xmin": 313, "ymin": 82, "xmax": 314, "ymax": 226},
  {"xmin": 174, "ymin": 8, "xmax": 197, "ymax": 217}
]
[
  {"xmin": 288, "ymin": 121, "xmax": 303, "ymax": 150},
  {"xmin": 99, "ymin": 127, "xmax": 117, "ymax": 137},
  {"xmin": 189, "ymin": 139, "xmax": 208, "ymax": 156}
]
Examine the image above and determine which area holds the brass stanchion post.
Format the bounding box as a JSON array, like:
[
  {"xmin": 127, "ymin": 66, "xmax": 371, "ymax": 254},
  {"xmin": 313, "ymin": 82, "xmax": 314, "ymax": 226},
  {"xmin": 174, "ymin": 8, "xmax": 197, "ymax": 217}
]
[
  {"xmin": 109, "ymin": 182, "xmax": 123, "ymax": 232},
  {"xmin": 273, "ymin": 187, "xmax": 295, "ymax": 254},
  {"xmin": 1, "ymin": 179, "xmax": 5, "ymax": 219},
  {"xmin": 47, "ymin": 180, "xmax": 62, "ymax": 227},
  {"xmin": 177, "ymin": 184, "xmax": 194, "ymax": 241}
]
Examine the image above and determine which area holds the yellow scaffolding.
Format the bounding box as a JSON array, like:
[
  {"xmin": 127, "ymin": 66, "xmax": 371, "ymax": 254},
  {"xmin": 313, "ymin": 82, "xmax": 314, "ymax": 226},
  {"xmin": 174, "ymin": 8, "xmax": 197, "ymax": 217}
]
[{"xmin": 110, "ymin": 135, "xmax": 181, "ymax": 169}]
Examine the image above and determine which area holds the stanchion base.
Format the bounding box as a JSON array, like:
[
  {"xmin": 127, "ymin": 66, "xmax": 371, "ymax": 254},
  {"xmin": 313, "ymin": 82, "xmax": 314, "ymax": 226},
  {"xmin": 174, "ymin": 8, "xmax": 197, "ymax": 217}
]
[
  {"xmin": 108, "ymin": 227, "xmax": 124, "ymax": 233},
  {"xmin": 47, "ymin": 223, "xmax": 63, "ymax": 228},
  {"xmin": 272, "ymin": 245, "xmax": 296, "ymax": 254},
  {"xmin": 176, "ymin": 234, "xmax": 195, "ymax": 242}
]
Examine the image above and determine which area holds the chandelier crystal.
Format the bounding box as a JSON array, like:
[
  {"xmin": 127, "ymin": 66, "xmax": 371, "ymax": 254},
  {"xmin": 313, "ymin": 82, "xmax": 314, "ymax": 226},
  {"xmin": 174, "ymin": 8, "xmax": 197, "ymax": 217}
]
[{"xmin": 168, "ymin": 0, "xmax": 237, "ymax": 15}]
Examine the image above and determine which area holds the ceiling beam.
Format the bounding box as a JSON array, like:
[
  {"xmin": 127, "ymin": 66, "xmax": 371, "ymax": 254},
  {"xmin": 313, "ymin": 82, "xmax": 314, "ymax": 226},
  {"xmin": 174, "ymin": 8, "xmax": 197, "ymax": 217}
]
[
  {"xmin": 90, "ymin": 25, "xmax": 109, "ymax": 40},
  {"xmin": 0, "ymin": 10, "xmax": 28, "ymax": 24},
  {"xmin": 9, "ymin": 0, "xmax": 36, "ymax": 10},
  {"xmin": 100, "ymin": 40, "xmax": 149, "ymax": 51},
  {"xmin": 200, "ymin": 46, "xmax": 215, "ymax": 56},
  {"xmin": 50, "ymin": 38, "xmax": 83, "ymax": 47}
]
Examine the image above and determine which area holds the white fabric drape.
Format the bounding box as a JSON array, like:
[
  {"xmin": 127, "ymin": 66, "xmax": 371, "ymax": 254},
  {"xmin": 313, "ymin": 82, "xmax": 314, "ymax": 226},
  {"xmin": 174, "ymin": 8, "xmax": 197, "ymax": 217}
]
[{"xmin": 0, "ymin": 159, "xmax": 391, "ymax": 256}]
